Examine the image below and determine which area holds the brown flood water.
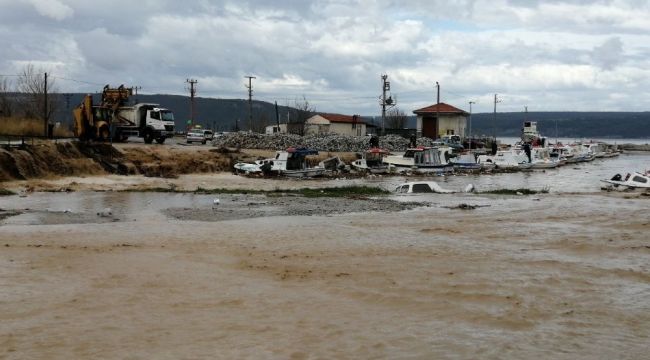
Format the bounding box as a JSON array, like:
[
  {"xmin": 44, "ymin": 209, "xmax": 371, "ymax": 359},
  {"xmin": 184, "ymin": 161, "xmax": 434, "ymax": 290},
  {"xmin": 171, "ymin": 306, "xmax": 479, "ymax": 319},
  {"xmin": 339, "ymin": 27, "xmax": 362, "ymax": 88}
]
[{"xmin": 1, "ymin": 188, "xmax": 649, "ymax": 359}]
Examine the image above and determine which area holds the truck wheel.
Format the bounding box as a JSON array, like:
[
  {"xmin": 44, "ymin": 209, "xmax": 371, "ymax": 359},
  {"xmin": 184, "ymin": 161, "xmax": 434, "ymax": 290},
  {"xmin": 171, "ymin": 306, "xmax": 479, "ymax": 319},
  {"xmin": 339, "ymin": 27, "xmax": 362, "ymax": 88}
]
[
  {"xmin": 143, "ymin": 130, "xmax": 154, "ymax": 144},
  {"xmin": 98, "ymin": 126, "xmax": 110, "ymax": 141},
  {"xmin": 202, "ymin": 140, "xmax": 206, "ymax": 145},
  {"xmin": 155, "ymin": 137, "xmax": 166, "ymax": 144}
]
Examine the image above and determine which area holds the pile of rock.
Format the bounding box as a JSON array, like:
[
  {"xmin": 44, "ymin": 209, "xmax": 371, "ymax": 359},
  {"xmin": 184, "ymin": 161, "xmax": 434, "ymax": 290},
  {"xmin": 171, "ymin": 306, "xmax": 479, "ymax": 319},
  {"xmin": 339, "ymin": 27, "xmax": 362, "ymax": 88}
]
[{"xmin": 212, "ymin": 132, "xmax": 438, "ymax": 152}]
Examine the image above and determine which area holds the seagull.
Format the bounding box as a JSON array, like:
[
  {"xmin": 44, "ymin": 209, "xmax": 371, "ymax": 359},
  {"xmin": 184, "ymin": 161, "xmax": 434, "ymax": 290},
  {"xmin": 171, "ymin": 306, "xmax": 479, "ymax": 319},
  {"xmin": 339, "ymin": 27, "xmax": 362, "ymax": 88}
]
[{"xmin": 212, "ymin": 198, "xmax": 220, "ymax": 209}]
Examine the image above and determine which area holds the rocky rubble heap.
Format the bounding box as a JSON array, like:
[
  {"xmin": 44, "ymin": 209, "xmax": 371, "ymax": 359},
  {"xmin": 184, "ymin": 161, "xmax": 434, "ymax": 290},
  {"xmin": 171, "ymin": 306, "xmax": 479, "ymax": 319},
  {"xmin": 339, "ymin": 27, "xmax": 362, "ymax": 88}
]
[{"xmin": 212, "ymin": 132, "xmax": 439, "ymax": 152}]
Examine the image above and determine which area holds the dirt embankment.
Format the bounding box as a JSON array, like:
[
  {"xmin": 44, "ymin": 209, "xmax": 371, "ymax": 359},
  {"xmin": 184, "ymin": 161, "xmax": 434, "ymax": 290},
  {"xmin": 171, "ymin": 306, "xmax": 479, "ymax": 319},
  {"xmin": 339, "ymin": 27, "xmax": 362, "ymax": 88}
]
[{"xmin": 0, "ymin": 141, "xmax": 245, "ymax": 181}]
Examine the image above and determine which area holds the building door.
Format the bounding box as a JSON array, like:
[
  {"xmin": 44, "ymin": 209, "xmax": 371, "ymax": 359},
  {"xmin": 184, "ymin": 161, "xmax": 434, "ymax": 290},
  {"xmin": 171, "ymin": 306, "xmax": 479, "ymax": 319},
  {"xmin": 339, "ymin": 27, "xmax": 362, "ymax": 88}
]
[{"xmin": 422, "ymin": 117, "xmax": 436, "ymax": 138}]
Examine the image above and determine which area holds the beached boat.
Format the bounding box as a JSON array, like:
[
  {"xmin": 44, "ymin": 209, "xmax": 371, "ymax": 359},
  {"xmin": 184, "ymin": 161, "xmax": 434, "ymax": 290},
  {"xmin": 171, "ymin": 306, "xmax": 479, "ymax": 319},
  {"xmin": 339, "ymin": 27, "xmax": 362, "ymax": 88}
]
[
  {"xmin": 351, "ymin": 148, "xmax": 393, "ymax": 174},
  {"xmin": 450, "ymin": 153, "xmax": 482, "ymax": 170},
  {"xmin": 601, "ymin": 171, "xmax": 650, "ymax": 191},
  {"xmin": 382, "ymin": 146, "xmax": 454, "ymax": 173},
  {"xmin": 233, "ymin": 147, "xmax": 326, "ymax": 178},
  {"xmin": 477, "ymin": 150, "xmax": 527, "ymax": 170}
]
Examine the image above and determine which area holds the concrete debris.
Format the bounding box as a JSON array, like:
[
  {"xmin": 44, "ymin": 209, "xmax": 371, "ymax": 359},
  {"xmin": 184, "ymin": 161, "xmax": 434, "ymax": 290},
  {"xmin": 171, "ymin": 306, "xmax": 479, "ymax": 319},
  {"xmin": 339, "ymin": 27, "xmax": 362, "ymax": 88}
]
[{"xmin": 212, "ymin": 132, "xmax": 438, "ymax": 152}]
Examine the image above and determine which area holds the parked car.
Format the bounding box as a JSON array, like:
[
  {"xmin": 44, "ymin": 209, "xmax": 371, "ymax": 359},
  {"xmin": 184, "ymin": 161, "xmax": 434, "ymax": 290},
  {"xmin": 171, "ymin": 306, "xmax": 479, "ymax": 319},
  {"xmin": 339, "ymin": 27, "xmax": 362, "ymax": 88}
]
[
  {"xmin": 202, "ymin": 130, "xmax": 214, "ymax": 141},
  {"xmin": 186, "ymin": 130, "xmax": 207, "ymax": 144}
]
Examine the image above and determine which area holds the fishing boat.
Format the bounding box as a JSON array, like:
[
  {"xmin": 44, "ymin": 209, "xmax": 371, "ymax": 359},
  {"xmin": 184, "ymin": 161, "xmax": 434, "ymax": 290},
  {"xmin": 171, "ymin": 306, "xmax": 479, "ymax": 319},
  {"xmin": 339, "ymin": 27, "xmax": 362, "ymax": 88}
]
[
  {"xmin": 477, "ymin": 149, "xmax": 528, "ymax": 170},
  {"xmin": 450, "ymin": 152, "xmax": 482, "ymax": 170},
  {"xmin": 351, "ymin": 148, "xmax": 393, "ymax": 174},
  {"xmin": 382, "ymin": 146, "xmax": 454, "ymax": 173},
  {"xmin": 233, "ymin": 147, "xmax": 325, "ymax": 178},
  {"xmin": 601, "ymin": 171, "xmax": 650, "ymax": 191}
]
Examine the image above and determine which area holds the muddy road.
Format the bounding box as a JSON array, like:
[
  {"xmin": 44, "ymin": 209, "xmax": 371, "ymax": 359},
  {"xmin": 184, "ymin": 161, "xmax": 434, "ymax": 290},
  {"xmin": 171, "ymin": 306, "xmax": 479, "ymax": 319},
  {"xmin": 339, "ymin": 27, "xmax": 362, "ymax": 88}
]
[{"xmin": 1, "ymin": 187, "xmax": 648, "ymax": 359}]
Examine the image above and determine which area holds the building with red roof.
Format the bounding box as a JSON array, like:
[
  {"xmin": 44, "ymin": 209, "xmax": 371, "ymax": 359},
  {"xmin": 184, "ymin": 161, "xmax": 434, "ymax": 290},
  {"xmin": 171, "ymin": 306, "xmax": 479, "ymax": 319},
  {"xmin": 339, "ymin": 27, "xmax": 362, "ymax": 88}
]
[
  {"xmin": 413, "ymin": 102, "xmax": 468, "ymax": 139},
  {"xmin": 305, "ymin": 113, "xmax": 366, "ymax": 136}
]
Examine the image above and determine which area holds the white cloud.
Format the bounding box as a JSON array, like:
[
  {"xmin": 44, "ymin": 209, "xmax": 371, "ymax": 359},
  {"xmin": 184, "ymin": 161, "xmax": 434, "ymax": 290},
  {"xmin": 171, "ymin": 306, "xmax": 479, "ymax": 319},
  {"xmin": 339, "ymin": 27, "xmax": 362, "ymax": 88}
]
[
  {"xmin": 2, "ymin": 0, "xmax": 650, "ymax": 113},
  {"xmin": 26, "ymin": 0, "xmax": 73, "ymax": 21}
]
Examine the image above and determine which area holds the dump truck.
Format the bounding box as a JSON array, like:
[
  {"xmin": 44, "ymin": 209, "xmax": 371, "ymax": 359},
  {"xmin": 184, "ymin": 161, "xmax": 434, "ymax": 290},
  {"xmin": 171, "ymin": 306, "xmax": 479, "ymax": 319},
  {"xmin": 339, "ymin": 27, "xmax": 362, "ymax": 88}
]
[{"xmin": 73, "ymin": 85, "xmax": 175, "ymax": 144}]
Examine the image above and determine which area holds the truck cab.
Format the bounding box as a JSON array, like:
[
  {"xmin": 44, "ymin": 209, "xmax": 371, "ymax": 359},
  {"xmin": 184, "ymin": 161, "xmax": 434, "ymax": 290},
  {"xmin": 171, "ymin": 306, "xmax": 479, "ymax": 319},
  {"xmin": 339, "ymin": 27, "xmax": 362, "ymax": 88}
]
[
  {"xmin": 140, "ymin": 105, "xmax": 175, "ymax": 144},
  {"xmin": 115, "ymin": 103, "xmax": 175, "ymax": 144}
]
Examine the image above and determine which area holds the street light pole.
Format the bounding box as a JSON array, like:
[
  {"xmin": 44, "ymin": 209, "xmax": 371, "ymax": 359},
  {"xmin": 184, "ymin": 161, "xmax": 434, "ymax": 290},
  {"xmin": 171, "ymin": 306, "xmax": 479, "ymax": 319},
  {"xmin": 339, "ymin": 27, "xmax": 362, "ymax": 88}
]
[{"xmin": 468, "ymin": 101, "xmax": 475, "ymax": 150}]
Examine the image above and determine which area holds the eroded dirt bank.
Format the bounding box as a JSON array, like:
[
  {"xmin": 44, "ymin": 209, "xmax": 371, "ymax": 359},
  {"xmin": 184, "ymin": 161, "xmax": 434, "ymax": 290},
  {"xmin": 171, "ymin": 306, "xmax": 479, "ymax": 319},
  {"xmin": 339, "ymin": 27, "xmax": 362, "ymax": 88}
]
[
  {"xmin": 1, "ymin": 191, "xmax": 648, "ymax": 359},
  {"xmin": 0, "ymin": 141, "xmax": 247, "ymax": 181}
]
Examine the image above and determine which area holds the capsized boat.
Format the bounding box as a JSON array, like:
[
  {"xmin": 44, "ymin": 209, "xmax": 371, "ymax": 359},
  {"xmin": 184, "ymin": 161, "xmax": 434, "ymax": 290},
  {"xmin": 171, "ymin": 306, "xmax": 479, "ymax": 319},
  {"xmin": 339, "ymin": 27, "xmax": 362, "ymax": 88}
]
[{"xmin": 601, "ymin": 171, "xmax": 650, "ymax": 191}]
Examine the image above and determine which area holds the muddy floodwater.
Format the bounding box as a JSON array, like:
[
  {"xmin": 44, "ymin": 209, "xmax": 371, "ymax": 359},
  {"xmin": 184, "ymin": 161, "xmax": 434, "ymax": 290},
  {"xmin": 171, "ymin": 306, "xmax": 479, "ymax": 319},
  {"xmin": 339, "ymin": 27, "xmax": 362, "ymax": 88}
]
[{"xmin": 1, "ymin": 153, "xmax": 649, "ymax": 359}]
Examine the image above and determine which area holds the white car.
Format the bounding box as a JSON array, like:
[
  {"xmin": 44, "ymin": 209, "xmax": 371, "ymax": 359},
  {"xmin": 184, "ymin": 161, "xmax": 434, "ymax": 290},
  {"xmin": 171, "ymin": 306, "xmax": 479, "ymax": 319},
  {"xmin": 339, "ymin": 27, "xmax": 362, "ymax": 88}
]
[
  {"xmin": 202, "ymin": 130, "xmax": 214, "ymax": 141},
  {"xmin": 186, "ymin": 130, "xmax": 207, "ymax": 144}
]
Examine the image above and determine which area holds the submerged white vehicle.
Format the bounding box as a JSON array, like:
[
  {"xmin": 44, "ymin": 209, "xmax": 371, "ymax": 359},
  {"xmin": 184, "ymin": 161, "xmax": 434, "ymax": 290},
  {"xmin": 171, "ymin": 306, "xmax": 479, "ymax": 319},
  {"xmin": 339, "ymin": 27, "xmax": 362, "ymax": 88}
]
[
  {"xmin": 394, "ymin": 181, "xmax": 475, "ymax": 194},
  {"xmin": 601, "ymin": 171, "xmax": 650, "ymax": 191}
]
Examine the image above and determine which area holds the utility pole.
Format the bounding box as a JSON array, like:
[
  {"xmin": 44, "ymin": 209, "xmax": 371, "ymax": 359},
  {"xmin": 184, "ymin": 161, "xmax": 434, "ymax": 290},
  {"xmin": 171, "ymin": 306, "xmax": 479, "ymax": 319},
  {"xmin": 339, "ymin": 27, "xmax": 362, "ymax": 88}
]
[
  {"xmin": 435, "ymin": 81, "xmax": 440, "ymax": 139},
  {"xmin": 493, "ymin": 93, "xmax": 502, "ymax": 139},
  {"xmin": 380, "ymin": 74, "xmax": 395, "ymax": 135},
  {"xmin": 186, "ymin": 79, "xmax": 197, "ymax": 129},
  {"xmin": 43, "ymin": 72, "xmax": 48, "ymax": 137},
  {"xmin": 468, "ymin": 101, "xmax": 475, "ymax": 150},
  {"xmin": 133, "ymin": 86, "xmax": 142, "ymax": 104},
  {"xmin": 63, "ymin": 93, "xmax": 72, "ymax": 110},
  {"xmin": 275, "ymin": 101, "xmax": 280, "ymax": 130},
  {"xmin": 245, "ymin": 76, "xmax": 256, "ymax": 132}
]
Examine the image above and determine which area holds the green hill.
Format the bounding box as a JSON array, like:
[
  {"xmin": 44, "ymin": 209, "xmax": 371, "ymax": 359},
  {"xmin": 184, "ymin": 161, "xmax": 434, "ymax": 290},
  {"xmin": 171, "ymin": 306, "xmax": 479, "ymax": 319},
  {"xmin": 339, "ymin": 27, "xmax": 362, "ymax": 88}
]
[{"xmin": 49, "ymin": 94, "xmax": 650, "ymax": 138}]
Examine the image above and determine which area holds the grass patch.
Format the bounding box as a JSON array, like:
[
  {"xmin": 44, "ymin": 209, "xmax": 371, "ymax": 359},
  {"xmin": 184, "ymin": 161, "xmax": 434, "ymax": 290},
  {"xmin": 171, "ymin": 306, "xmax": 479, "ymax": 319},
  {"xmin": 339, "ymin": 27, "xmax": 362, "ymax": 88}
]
[
  {"xmin": 480, "ymin": 187, "xmax": 549, "ymax": 195},
  {"xmin": 0, "ymin": 188, "xmax": 17, "ymax": 196},
  {"xmin": 120, "ymin": 185, "xmax": 389, "ymax": 197},
  {"xmin": 296, "ymin": 186, "xmax": 389, "ymax": 198},
  {"xmin": 122, "ymin": 186, "xmax": 181, "ymax": 193}
]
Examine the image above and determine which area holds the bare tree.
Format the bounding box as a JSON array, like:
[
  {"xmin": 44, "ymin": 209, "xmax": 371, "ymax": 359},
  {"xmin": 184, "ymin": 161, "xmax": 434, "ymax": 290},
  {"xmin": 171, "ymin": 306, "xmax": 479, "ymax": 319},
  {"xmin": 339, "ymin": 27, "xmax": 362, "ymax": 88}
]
[
  {"xmin": 15, "ymin": 64, "xmax": 60, "ymax": 122},
  {"xmin": 289, "ymin": 96, "xmax": 315, "ymax": 135},
  {"xmin": 386, "ymin": 107, "xmax": 407, "ymax": 129},
  {"xmin": 0, "ymin": 77, "xmax": 12, "ymax": 117}
]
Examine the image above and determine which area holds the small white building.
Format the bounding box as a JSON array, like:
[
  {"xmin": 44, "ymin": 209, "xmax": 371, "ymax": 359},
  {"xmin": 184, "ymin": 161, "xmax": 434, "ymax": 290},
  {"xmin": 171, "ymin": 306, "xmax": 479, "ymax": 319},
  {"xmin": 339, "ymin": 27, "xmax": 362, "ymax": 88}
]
[
  {"xmin": 265, "ymin": 124, "xmax": 288, "ymax": 134},
  {"xmin": 305, "ymin": 114, "xmax": 366, "ymax": 136},
  {"xmin": 413, "ymin": 103, "xmax": 468, "ymax": 139}
]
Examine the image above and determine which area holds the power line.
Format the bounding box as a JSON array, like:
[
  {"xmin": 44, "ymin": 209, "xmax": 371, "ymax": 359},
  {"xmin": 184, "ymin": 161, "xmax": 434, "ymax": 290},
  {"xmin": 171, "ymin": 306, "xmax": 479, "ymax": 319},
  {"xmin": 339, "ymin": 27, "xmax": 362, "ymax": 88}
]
[{"xmin": 49, "ymin": 76, "xmax": 105, "ymax": 86}]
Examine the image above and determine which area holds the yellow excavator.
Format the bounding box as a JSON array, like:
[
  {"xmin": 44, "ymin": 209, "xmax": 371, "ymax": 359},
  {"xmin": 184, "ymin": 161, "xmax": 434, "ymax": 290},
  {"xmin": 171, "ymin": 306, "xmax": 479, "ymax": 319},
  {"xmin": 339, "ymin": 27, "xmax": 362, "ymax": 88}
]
[{"xmin": 73, "ymin": 85, "xmax": 175, "ymax": 144}]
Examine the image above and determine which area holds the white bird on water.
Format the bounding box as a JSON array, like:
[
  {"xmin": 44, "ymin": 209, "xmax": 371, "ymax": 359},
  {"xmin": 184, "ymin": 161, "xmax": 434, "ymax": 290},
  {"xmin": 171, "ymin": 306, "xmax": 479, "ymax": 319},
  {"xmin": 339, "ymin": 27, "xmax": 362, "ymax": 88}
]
[{"xmin": 212, "ymin": 198, "xmax": 220, "ymax": 209}]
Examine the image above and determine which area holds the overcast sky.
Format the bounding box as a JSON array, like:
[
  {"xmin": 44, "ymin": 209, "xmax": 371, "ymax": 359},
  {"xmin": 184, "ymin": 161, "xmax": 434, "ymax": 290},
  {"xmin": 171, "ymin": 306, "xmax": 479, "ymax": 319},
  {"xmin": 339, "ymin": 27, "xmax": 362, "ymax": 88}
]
[{"xmin": 1, "ymin": 0, "xmax": 649, "ymax": 115}]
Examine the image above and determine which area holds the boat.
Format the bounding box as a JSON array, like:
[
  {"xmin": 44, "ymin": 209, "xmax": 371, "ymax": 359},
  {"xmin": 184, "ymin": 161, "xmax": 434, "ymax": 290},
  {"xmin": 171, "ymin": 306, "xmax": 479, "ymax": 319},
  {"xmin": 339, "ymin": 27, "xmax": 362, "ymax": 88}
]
[
  {"xmin": 450, "ymin": 152, "xmax": 482, "ymax": 171},
  {"xmin": 382, "ymin": 146, "xmax": 454, "ymax": 173},
  {"xmin": 233, "ymin": 147, "xmax": 326, "ymax": 178},
  {"xmin": 601, "ymin": 171, "xmax": 650, "ymax": 191},
  {"xmin": 394, "ymin": 181, "xmax": 475, "ymax": 194},
  {"xmin": 477, "ymin": 149, "xmax": 528, "ymax": 170},
  {"xmin": 351, "ymin": 148, "xmax": 394, "ymax": 174}
]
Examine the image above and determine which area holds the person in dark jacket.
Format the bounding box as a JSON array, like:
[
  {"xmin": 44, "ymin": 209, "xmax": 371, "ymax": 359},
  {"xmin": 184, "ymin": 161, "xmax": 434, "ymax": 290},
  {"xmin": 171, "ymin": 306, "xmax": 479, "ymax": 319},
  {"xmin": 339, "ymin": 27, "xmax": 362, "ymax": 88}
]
[{"xmin": 523, "ymin": 143, "xmax": 532, "ymax": 163}]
